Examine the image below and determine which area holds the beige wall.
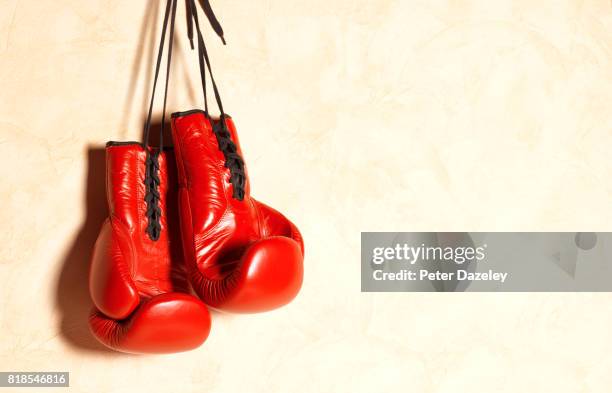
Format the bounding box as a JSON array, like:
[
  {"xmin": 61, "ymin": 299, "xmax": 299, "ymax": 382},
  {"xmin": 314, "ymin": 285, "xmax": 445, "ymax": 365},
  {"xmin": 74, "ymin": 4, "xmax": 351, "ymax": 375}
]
[{"xmin": 2, "ymin": 0, "xmax": 612, "ymax": 392}]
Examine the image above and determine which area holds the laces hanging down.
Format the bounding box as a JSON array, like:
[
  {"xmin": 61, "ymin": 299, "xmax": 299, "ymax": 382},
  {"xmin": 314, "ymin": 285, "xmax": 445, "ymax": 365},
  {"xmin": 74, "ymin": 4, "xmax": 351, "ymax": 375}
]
[
  {"xmin": 187, "ymin": 0, "xmax": 246, "ymax": 201},
  {"xmin": 186, "ymin": 0, "xmax": 226, "ymax": 48},
  {"xmin": 142, "ymin": 0, "xmax": 178, "ymax": 240}
]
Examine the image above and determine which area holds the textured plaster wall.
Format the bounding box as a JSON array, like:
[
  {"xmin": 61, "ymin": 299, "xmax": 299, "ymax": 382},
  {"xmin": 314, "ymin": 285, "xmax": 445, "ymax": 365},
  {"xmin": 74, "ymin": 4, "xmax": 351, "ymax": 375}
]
[{"xmin": 1, "ymin": 1, "xmax": 612, "ymax": 392}]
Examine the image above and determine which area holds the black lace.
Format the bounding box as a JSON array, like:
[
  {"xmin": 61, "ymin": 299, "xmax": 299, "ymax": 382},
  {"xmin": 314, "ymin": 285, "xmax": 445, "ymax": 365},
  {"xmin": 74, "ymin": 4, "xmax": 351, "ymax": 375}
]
[
  {"xmin": 186, "ymin": 0, "xmax": 226, "ymax": 48},
  {"xmin": 142, "ymin": 0, "xmax": 178, "ymax": 240},
  {"xmin": 187, "ymin": 0, "xmax": 246, "ymax": 200},
  {"xmin": 212, "ymin": 117, "xmax": 246, "ymax": 199},
  {"xmin": 144, "ymin": 152, "xmax": 162, "ymax": 240}
]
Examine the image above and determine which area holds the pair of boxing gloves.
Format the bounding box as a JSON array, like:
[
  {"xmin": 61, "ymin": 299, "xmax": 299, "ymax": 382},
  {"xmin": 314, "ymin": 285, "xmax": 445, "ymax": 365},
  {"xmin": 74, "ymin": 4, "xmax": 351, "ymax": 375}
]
[{"xmin": 88, "ymin": 111, "xmax": 304, "ymax": 354}]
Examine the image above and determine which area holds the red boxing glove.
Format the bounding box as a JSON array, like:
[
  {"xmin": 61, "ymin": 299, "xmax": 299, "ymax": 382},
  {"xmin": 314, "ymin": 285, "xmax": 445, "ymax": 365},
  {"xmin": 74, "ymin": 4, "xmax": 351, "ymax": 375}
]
[
  {"xmin": 171, "ymin": 110, "xmax": 304, "ymax": 313},
  {"xmin": 88, "ymin": 143, "xmax": 211, "ymax": 353}
]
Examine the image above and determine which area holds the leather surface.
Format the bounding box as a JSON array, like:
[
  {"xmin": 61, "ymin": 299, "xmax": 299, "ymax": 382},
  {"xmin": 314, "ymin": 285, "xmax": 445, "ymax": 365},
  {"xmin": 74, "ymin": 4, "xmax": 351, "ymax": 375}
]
[
  {"xmin": 171, "ymin": 111, "xmax": 304, "ymax": 313},
  {"xmin": 89, "ymin": 144, "xmax": 211, "ymax": 353}
]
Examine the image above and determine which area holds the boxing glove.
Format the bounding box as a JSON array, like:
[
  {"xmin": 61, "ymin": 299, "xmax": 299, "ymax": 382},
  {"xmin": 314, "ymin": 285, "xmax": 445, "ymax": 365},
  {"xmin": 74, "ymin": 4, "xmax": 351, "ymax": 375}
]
[
  {"xmin": 88, "ymin": 143, "xmax": 211, "ymax": 354},
  {"xmin": 171, "ymin": 110, "xmax": 304, "ymax": 313}
]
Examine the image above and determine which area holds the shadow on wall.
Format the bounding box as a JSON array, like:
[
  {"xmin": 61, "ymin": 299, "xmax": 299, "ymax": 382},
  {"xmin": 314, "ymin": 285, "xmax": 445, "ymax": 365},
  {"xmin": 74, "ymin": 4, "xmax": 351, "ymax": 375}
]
[{"xmin": 55, "ymin": 146, "xmax": 109, "ymax": 353}]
